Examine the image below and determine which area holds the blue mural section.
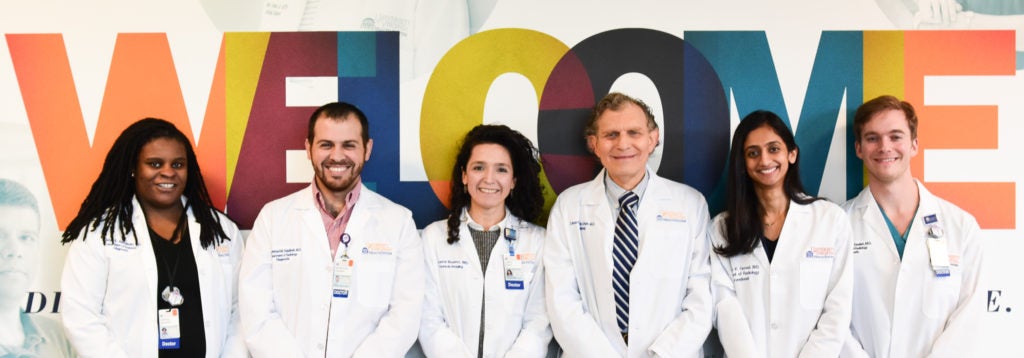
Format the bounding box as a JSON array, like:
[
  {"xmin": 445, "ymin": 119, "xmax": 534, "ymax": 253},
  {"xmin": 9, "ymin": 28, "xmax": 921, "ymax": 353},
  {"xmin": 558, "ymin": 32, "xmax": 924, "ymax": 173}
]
[{"xmin": 339, "ymin": 31, "xmax": 448, "ymax": 228}]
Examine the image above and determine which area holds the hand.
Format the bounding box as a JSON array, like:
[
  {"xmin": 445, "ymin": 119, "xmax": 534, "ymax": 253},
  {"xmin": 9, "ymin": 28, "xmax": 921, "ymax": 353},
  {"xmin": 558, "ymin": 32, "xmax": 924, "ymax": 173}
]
[{"xmin": 915, "ymin": 0, "xmax": 963, "ymax": 25}]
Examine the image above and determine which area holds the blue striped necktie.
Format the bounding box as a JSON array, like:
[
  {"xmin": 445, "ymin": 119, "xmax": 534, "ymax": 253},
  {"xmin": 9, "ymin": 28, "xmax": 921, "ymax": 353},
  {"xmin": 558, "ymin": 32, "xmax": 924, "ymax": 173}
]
[{"xmin": 613, "ymin": 191, "xmax": 639, "ymax": 334}]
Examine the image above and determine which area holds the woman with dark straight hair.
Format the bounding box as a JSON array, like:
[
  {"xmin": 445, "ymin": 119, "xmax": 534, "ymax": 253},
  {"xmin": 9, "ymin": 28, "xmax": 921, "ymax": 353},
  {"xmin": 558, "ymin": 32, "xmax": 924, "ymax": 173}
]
[{"xmin": 710, "ymin": 110, "xmax": 853, "ymax": 357}]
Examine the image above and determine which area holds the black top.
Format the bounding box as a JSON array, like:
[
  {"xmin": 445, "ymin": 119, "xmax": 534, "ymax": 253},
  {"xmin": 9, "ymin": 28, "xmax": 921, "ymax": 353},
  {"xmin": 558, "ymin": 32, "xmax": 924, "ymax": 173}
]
[
  {"xmin": 760, "ymin": 236, "xmax": 778, "ymax": 263},
  {"xmin": 150, "ymin": 224, "xmax": 206, "ymax": 357}
]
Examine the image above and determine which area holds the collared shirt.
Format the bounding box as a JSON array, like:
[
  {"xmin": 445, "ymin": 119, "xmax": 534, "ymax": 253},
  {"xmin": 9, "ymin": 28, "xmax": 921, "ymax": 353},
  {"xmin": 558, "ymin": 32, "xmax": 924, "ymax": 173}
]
[
  {"xmin": 313, "ymin": 180, "xmax": 363, "ymax": 259},
  {"xmin": 604, "ymin": 169, "xmax": 651, "ymax": 217},
  {"xmin": 0, "ymin": 313, "xmax": 75, "ymax": 357}
]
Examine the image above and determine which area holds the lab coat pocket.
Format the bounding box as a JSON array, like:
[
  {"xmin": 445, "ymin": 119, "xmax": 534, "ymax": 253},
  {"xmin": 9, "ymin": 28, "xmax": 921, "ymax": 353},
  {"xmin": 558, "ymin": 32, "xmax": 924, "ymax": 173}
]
[
  {"xmin": 356, "ymin": 256, "xmax": 397, "ymax": 308},
  {"xmin": 922, "ymin": 264, "xmax": 962, "ymax": 319},
  {"xmin": 799, "ymin": 259, "xmax": 831, "ymax": 309}
]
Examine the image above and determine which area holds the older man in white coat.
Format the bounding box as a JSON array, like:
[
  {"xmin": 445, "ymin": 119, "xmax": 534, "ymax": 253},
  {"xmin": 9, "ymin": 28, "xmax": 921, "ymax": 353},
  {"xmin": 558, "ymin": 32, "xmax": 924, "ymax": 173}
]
[
  {"xmin": 239, "ymin": 102, "xmax": 423, "ymax": 357},
  {"xmin": 544, "ymin": 92, "xmax": 713, "ymax": 357},
  {"xmin": 841, "ymin": 95, "xmax": 983, "ymax": 358}
]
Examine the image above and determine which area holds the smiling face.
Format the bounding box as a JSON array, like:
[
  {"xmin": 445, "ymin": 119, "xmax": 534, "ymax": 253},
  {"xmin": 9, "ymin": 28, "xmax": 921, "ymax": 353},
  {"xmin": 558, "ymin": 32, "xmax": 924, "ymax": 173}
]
[
  {"xmin": 462, "ymin": 143, "xmax": 515, "ymax": 213},
  {"xmin": 0, "ymin": 205, "xmax": 39, "ymax": 306},
  {"xmin": 743, "ymin": 124, "xmax": 797, "ymax": 191},
  {"xmin": 306, "ymin": 114, "xmax": 373, "ymax": 197},
  {"xmin": 587, "ymin": 102, "xmax": 659, "ymax": 190},
  {"xmin": 135, "ymin": 137, "xmax": 188, "ymax": 211},
  {"xmin": 855, "ymin": 108, "xmax": 918, "ymax": 185}
]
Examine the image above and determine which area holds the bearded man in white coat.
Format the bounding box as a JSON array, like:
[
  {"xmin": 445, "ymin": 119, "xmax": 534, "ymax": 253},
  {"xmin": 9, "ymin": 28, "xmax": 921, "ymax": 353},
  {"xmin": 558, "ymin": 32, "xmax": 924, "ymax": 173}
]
[
  {"xmin": 544, "ymin": 92, "xmax": 713, "ymax": 357},
  {"xmin": 239, "ymin": 102, "xmax": 423, "ymax": 357},
  {"xmin": 841, "ymin": 95, "xmax": 983, "ymax": 358}
]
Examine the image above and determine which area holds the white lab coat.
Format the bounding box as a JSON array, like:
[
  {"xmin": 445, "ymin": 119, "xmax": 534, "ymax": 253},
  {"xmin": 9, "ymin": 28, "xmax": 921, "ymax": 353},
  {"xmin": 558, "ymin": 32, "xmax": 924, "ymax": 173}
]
[
  {"xmin": 710, "ymin": 199, "xmax": 853, "ymax": 358},
  {"xmin": 61, "ymin": 197, "xmax": 246, "ymax": 358},
  {"xmin": 239, "ymin": 184, "xmax": 424, "ymax": 357},
  {"xmin": 544, "ymin": 169, "xmax": 713, "ymax": 358},
  {"xmin": 419, "ymin": 210, "xmax": 552, "ymax": 357},
  {"xmin": 840, "ymin": 181, "xmax": 983, "ymax": 358}
]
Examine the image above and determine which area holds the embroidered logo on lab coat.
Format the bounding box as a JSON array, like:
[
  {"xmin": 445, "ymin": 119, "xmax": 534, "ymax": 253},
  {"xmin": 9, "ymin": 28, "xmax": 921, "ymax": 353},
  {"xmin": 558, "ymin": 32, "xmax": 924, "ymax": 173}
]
[
  {"xmin": 362, "ymin": 242, "xmax": 393, "ymax": 256},
  {"xmin": 656, "ymin": 211, "xmax": 687, "ymax": 222},
  {"xmin": 805, "ymin": 247, "xmax": 835, "ymax": 259}
]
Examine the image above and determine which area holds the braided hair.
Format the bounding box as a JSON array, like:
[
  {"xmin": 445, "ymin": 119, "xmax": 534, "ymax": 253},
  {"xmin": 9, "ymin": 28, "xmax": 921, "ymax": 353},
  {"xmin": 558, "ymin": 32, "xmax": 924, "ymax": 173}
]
[{"xmin": 61, "ymin": 118, "xmax": 232, "ymax": 248}]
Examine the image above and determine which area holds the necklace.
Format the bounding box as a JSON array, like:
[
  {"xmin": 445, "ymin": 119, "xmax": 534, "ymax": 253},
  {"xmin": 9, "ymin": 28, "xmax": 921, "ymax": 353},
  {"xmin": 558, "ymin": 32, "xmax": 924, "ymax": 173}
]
[{"xmin": 764, "ymin": 214, "xmax": 785, "ymax": 228}]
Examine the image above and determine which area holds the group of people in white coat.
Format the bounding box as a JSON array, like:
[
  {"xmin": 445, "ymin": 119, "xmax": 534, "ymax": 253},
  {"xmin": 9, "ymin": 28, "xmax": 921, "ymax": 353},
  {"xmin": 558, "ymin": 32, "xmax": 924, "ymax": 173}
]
[{"xmin": 54, "ymin": 94, "xmax": 981, "ymax": 358}]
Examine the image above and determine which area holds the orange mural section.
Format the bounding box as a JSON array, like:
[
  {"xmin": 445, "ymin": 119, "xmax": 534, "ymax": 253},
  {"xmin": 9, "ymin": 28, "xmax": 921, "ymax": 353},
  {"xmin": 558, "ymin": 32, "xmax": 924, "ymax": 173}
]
[
  {"xmin": 8, "ymin": 33, "xmax": 226, "ymax": 228},
  {"xmin": 904, "ymin": 30, "xmax": 1015, "ymax": 229},
  {"xmin": 200, "ymin": 39, "xmax": 227, "ymax": 209},
  {"xmin": 7, "ymin": 34, "xmax": 91, "ymax": 229}
]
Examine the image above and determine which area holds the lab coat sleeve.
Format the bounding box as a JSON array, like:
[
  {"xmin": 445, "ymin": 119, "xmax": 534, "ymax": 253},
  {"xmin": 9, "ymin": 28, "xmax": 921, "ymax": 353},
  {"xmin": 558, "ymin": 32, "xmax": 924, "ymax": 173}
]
[
  {"xmin": 708, "ymin": 224, "xmax": 761, "ymax": 358},
  {"xmin": 797, "ymin": 211, "xmax": 854, "ymax": 358},
  {"xmin": 506, "ymin": 230, "xmax": 554, "ymax": 358},
  {"xmin": 544, "ymin": 201, "xmax": 619, "ymax": 356},
  {"xmin": 219, "ymin": 220, "xmax": 249, "ymax": 357},
  {"xmin": 238, "ymin": 210, "xmax": 304, "ymax": 357},
  {"xmin": 60, "ymin": 235, "xmax": 130, "ymax": 358},
  {"xmin": 418, "ymin": 231, "xmax": 474, "ymax": 358},
  {"xmin": 648, "ymin": 201, "xmax": 714, "ymax": 357},
  {"xmin": 925, "ymin": 216, "xmax": 983, "ymax": 358},
  {"xmin": 353, "ymin": 213, "xmax": 426, "ymax": 356}
]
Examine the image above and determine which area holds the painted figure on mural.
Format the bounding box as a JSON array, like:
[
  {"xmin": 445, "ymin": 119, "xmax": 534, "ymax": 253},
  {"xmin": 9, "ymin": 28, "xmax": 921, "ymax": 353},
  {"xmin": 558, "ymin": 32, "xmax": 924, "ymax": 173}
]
[
  {"xmin": 0, "ymin": 179, "xmax": 75, "ymax": 357},
  {"xmin": 875, "ymin": 0, "xmax": 1024, "ymax": 29},
  {"xmin": 60, "ymin": 118, "xmax": 247, "ymax": 357},
  {"xmin": 238, "ymin": 102, "xmax": 424, "ymax": 357},
  {"xmin": 544, "ymin": 92, "xmax": 713, "ymax": 357},
  {"xmin": 254, "ymin": 0, "xmax": 472, "ymax": 82},
  {"xmin": 841, "ymin": 95, "xmax": 983, "ymax": 357},
  {"xmin": 417, "ymin": 124, "xmax": 554, "ymax": 357},
  {"xmin": 709, "ymin": 110, "xmax": 853, "ymax": 357}
]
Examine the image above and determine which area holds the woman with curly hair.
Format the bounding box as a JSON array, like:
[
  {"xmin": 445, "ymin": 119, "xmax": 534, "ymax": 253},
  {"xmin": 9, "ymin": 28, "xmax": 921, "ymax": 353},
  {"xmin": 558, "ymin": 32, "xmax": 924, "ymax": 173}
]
[{"xmin": 418, "ymin": 124, "xmax": 552, "ymax": 357}]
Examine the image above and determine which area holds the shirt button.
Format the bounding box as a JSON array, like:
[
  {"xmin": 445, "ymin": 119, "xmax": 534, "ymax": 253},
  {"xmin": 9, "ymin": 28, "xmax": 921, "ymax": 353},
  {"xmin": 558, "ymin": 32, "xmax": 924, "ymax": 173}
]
[
  {"xmin": 771, "ymin": 323, "xmax": 779, "ymax": 330},
  {"xmin": 317, "ymin": 343, "xmax": 325, "ymax": 350}
]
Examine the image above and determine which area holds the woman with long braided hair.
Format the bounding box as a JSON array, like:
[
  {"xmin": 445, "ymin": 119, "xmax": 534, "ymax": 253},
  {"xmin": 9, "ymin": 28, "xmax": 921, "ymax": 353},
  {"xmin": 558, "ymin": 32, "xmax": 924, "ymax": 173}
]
[{"xmin": 60, "ymin": 118, "xmax": 246, "ymax": 357}]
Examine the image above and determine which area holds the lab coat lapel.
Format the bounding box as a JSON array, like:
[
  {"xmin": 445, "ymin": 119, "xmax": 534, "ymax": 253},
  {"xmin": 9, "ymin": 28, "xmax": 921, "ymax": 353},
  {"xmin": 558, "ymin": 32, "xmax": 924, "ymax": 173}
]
[
  {"xmin": 909, "ymin": 180, "xmax": 941, "ymax": 247},
  {"xmin": 345, "ymin": 189, "xmax": 379, "ymax": 258},
  {"xmin": 297, "ymin": 187, "xmax": 333, "ymax": 260},
  {"xmin": 458, "ymin": 212, "xmax": 485, "ymax": 276},
  {"xmin": 858, "ymin": 187, "xmax": 901, "ymax": 260},
  {"xmin": 580, "ymin": 176, "xmax": 614, "ymax": 277},
  {"xmin": 634, "ymin": 178, "xmax": 657, "ymax": 257},
  {"xmin": 131, "ymin": 197, "xmax": 159, "ymax": 302},
  {"xmin": 774, "ymin": 200, "xmax": 811, "ymax": 263},
  {"xmin": 185, "ymin": 205, "xmax": 207, "ymax": 283}
]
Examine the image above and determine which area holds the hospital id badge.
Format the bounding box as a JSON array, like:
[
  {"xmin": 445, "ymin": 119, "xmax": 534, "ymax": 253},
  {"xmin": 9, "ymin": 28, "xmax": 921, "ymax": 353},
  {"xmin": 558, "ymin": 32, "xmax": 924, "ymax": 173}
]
[
  {"xmin": 333, "ymin": 259, "xmax": 354, "ymax": 298},
  {"xmin": 157, "ymin": 308, "xmax": 181, "ymax": 349},
  {"xmin": 926, "ymin": 237, "xmax": 951, "ymax": 277},
  {"xmin": 503, "ymin": 255, "xmax": 524, "ymax": 290}
]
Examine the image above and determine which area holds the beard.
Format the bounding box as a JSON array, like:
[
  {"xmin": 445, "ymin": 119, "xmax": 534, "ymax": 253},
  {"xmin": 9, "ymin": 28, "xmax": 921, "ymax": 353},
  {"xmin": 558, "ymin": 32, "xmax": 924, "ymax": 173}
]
[{"xmin": 313, "ymin": 158, "xmax": 364, "ymax": 195}]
